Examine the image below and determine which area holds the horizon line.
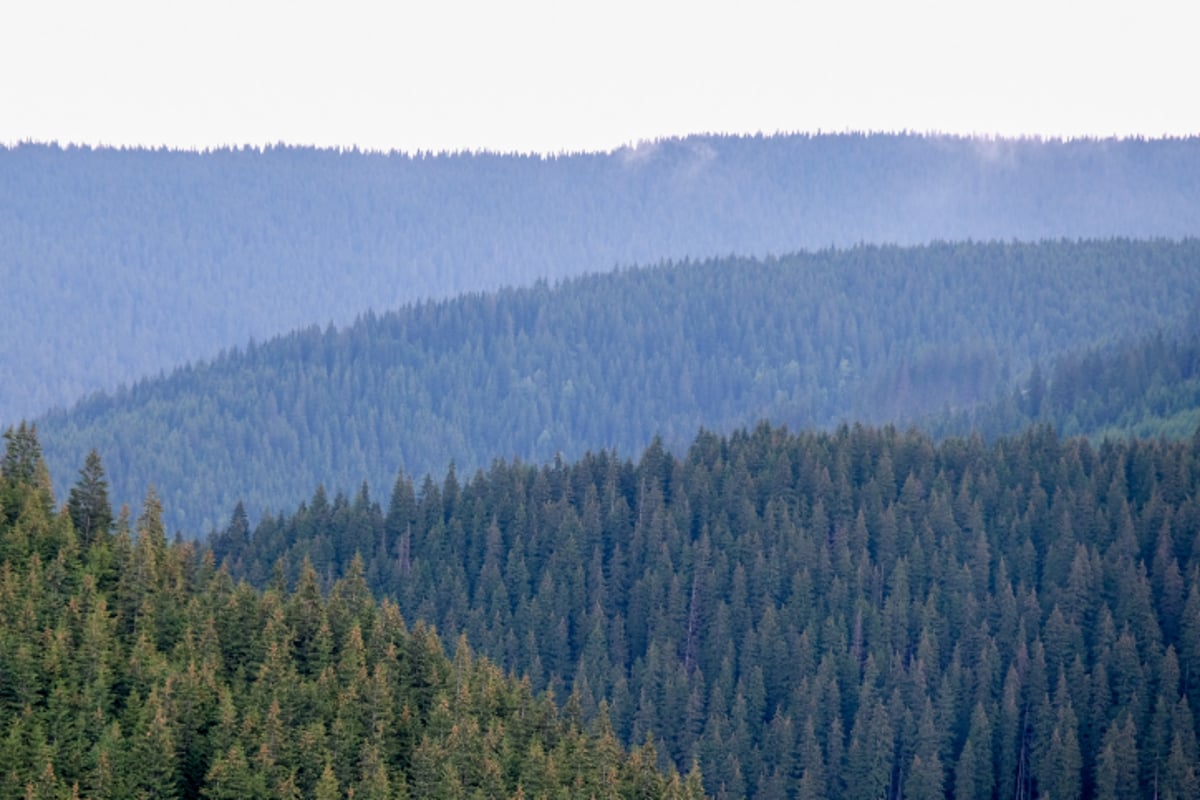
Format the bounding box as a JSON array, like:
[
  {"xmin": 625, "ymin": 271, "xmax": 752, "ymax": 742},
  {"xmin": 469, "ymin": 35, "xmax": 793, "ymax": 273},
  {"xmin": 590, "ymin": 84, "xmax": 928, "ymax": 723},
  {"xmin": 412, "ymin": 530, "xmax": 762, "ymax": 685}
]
[{"xmin": 4, "ymin": 129, "xmax": 1198, "ymax": 158}]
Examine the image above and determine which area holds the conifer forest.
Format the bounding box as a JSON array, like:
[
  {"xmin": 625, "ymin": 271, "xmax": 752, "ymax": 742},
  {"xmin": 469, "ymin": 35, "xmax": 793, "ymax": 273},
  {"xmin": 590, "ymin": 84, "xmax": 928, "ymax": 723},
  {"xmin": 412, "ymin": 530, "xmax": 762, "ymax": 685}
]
[{"xmin": 3, "ymin": 134, "xmax": 1200, "ymax": 798}]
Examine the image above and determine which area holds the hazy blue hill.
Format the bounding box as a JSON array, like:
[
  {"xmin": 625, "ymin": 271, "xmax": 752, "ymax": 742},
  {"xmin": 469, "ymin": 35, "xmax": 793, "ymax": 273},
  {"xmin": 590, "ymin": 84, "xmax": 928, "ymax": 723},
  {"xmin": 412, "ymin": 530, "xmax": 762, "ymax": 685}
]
[
  {"xmin": 35, "ymin": 238, "xmax": 1200, "ymax": 533},
  {"xmin": 5, "ymin": 133, "xmax": 1200, "ymax": 422}
]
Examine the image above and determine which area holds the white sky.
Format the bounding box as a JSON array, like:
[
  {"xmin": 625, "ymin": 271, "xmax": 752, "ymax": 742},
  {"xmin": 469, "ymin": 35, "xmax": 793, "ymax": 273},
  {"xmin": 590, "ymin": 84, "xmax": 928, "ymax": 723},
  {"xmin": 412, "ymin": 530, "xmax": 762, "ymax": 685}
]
[{"xmin": 1, "ymin": 0, "xmax": 1196, "ymax": 153}]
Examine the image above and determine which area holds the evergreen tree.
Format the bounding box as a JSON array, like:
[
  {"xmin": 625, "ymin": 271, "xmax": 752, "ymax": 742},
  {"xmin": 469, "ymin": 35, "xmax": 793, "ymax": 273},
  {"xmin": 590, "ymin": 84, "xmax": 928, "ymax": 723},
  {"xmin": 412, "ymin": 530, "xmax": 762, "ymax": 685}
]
[
  {"xmin": 67, "ymin": 450, "xmax": 113, "ymax": 547},
  {"xmin": 1095, "ymin": 715, "xmax": 1140, "ymax": 800},
  {"xmin": 202, "ymin": 745, "xmax": 265, "ymax": 800}
]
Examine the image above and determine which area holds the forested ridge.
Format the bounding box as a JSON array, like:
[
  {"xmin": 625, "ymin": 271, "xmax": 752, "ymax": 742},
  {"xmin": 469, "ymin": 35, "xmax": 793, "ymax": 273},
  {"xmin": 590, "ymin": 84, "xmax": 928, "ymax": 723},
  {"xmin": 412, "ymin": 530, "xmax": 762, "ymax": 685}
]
[
  {"xmin": 5, "ymin": 133, "xmax": 1200, "ymax": 422},
  {"xmin": 36, "ymin": 238, "xmax": 1200, "ymax": 533},
  {"xmin": 930, "ymin": 331, "xmax": 1200, "ymax": 442},
  {"xmin": 8, "ymin": 133, "xmax": 1200, "ymax": 800},
  {"xmin": 0, "ymin": 424, "xmax": 706, "ymax": 799},
  {"xmin": 210, "ymin": 422, "xmax": 1200, "ymax": 800}
]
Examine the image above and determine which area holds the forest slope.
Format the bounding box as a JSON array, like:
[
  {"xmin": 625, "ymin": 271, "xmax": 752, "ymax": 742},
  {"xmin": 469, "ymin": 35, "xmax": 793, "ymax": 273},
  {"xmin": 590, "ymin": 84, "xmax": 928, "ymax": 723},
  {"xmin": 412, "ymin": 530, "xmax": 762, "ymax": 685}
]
[
  {"xmin": 210, "ymin": 422, "xmax": 1200, "ymax": 800},
  {"xmin": 0, "ymin": 424, "xmax": 704, "ymax": 799},
  {"xmin": 36, "ymin": 238, "xmax": 1200, "ymax": 533},
  {"xmin": 5, "ymin": 133, "xmax": 1200, "ymax": 422},
  {"xmin": 929, "ymin": 331, "xmax": 1200, "ymax": 442}
]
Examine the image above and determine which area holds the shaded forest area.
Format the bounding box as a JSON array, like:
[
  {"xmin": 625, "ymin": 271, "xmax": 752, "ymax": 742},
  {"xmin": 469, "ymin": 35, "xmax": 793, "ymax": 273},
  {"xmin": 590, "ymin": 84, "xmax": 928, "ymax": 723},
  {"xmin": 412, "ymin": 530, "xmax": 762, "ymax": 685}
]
[
  {"xmin": 37, "ymin": 239, "xmax": 1200, "ymax": 533},
  {"xmin": 5, "ymin": 134, "xmax": 1200, "ymax": 422},
  {"xmin": 931, "ymin": 332, "xmax": 1200, "ymax": 441},
  {"xmin": 211, "ymin": 423, "xmax": 1200, "ymax": 800},
  {"xmin": 0, "ymin": 424, "xmax": 705, "ymax": 799}
]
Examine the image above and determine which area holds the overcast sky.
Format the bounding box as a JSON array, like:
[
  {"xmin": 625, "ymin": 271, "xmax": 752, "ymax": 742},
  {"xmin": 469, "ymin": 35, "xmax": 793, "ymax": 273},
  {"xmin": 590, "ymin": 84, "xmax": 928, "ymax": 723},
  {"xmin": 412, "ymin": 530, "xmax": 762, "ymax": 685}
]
[{"xmin": 2, "ymin": 0, "xmax": 1195, "ymax": 153}]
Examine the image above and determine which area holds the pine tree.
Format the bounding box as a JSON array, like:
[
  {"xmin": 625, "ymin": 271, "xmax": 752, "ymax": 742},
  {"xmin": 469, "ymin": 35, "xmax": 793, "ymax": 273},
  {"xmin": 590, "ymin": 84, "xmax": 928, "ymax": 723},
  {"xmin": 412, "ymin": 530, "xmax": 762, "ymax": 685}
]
[
  {"xmin": 2, "ymin": 423, "xmax": 45, "ymax": 489},
  {"xmin": 128, "ymin": 689, "xmax": 180, "ymax": 800},
  {"xmin": 1163, "ymin": 733, "xmax": 1200, "ymax": 800},
  {"xmin": 202, "ymin": 745, "xmax": 265, "ymax": 800},
  {"xmin": 67, "ymin": 450, "xmax": 113, "ymax": 547},
  {"xmin": 313, "ymin": 760, "xmax": 340, "ymax": 800},
  {"xmin": 1095, "ymin": 714, "xmax": 1139, "ymax": 800},
  {"xmin": 906, "ymin": 752, "xmax": 944, "ymax": 800},
  {"xmin": 353, "ymin": 741, "xmax": 393, "ymax": 800},
  {"xmin": 845, "ymin": 698, "xmax": 894, "ymax": 800}
]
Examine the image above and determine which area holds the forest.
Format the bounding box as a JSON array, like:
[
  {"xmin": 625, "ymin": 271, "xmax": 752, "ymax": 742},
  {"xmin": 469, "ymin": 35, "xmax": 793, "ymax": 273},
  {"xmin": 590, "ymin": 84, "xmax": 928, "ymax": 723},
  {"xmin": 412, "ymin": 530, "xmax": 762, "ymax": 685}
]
[
  {"xmin": 34, "ymin": 239, "xmax": 1200, "ymax": 534},
  {"xmin": 5, "ymin": 134, "xmax": 1200, "ymax": 800},
  {"xmin": 5, "ymin": 134, "xmax": 1200, "ymax": 423},
  {"xmin": 0, "ymin": 424, "xmax": 706, "ymax": 799},
  {"xmin": 205, "ymin": 421, "xmax": 1200, "ymax": 799},
  {"xmin": 930, "ymin": 332, "xmax": 1200, "ymax": 442}
]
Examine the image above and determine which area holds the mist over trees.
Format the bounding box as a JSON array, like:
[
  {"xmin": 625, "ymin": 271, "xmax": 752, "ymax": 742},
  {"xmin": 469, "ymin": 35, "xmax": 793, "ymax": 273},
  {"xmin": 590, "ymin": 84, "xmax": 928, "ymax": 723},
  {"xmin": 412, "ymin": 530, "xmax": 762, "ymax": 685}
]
[{"xmin": 5, "ymin": 133, "xmax": 1200, "ymax": 422}]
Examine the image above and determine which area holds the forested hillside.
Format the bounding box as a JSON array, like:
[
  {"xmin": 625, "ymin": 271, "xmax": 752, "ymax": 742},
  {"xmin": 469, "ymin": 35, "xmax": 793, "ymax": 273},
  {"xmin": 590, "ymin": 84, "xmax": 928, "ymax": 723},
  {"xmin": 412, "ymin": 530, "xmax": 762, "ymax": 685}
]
[
  {"xmin": 37, "ymin": 239, "xmax": 1200, "ymax": 533},
  {"xmin": 210, "ymin": 422, "xmax": 1200, "ymax": 800},
  {"xmin": 5, "ymin": 134, "xmax": 1200, "ymax": 422},
  {"xmin": 930, "ymin": 331, "xmax": 1200, "ymax": 442},
  {"xmin": 0, "ymin": 424, "xmax": 705, "ymax": 799}
]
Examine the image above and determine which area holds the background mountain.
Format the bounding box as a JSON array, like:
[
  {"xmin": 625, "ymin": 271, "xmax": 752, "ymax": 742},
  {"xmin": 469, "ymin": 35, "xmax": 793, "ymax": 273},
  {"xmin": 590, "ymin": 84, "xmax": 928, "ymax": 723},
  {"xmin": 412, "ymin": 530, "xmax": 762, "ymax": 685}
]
[
  {"xmin": 6, "ymin": 133, "xmax": 1200, "ymax": 423},
  {"xmin": 36, "ymin": 238, "xmax": 1200, "ymax": 534}
]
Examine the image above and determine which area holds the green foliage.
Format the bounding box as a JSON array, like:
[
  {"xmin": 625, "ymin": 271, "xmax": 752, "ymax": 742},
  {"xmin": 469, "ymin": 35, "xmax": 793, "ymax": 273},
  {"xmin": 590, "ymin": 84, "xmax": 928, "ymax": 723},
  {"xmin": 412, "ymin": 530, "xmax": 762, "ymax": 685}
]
[
  {"xmin": 214, "ymin": 422, "xmax": 1200, "ymax": 799},
  {"xmin": 66, "ymin": 450, "xmax": 113, "ymax": 547},
  {"xmin": 0, "ymin": 430, "xmax": 700, "ymax": 798}
]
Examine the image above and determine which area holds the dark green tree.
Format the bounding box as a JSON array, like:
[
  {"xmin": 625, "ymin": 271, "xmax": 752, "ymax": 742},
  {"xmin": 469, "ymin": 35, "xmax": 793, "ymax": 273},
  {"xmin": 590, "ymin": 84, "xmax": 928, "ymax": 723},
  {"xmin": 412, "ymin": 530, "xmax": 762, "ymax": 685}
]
[{"xmin": 67, "ymin": 449, "xmax": 113, "ymax": 547}]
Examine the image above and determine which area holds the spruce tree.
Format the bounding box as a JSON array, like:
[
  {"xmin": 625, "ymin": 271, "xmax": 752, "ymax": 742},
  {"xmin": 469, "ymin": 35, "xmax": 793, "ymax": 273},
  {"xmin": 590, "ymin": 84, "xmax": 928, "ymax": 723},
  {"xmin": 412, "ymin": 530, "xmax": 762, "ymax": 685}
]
[{"xmin": 67, "ymin": 450, "xmax": 113, "ymax": 547}]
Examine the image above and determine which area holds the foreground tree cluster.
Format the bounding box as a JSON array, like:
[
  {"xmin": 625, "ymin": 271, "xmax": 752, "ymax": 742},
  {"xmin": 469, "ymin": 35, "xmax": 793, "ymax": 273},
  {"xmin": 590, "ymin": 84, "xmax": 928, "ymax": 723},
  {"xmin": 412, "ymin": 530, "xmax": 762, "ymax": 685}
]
[
  {"xmin": 0, "ymin": 424, "xmax": 705, "ymax": 799},
  {"xmin": 213, "ymin": 423, "xmax": 1200, "ymax": 799}
]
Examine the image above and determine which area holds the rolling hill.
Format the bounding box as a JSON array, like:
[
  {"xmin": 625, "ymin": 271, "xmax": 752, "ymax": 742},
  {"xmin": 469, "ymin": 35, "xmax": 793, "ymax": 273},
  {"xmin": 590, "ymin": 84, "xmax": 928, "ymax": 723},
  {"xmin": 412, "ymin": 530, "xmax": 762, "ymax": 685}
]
[
  {"xmin": 6, "ymin": 133, "xmax": 1200, "ymax": 423},
  {"xmin": 35, "ymin": 238, "xmax": 1200, "ymax": 533}
]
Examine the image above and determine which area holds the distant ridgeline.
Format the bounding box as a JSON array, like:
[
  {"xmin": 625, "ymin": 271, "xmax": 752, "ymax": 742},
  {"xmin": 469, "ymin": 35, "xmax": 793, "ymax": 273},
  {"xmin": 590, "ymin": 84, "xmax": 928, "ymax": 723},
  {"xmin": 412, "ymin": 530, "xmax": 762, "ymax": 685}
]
[
  {"xmin": 208, "ymin": 422, "xmax": 1200, "ymax": 800},
  {"xmin": 36, "ymin": 238, "xmax": 1200, "ymax": 534},
  {"xmin": 5, "ymin": 133, "xmax": 1200, "ymax": 422}
]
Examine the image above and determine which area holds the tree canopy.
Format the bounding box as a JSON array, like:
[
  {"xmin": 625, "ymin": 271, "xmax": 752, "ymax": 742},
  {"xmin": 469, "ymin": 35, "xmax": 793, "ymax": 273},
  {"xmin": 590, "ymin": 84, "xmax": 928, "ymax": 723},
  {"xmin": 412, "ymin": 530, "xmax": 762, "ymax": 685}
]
[
  {"xmin": 210, "ymin": 421, "xmax": 1200, "ymax": 800},
  {"xmin": 36, "ymin": 238, "xmax": 1200, "ymax": 533},
  {"xmin": 0, "ymin": 427, "xmax": 704, "ymax": 798}
]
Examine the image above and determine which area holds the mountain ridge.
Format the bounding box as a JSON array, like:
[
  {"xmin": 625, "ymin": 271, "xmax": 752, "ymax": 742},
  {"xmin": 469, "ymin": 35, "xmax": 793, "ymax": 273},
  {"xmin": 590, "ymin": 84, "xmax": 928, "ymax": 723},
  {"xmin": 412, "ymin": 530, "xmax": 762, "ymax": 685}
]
[
  {"xmin": 34, "ymin": 238, "xmax": 1200, "ymax": 533},
  {"xmin": 6, "ymin": 132, "xmax": 1200, "ymax": 422}
]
